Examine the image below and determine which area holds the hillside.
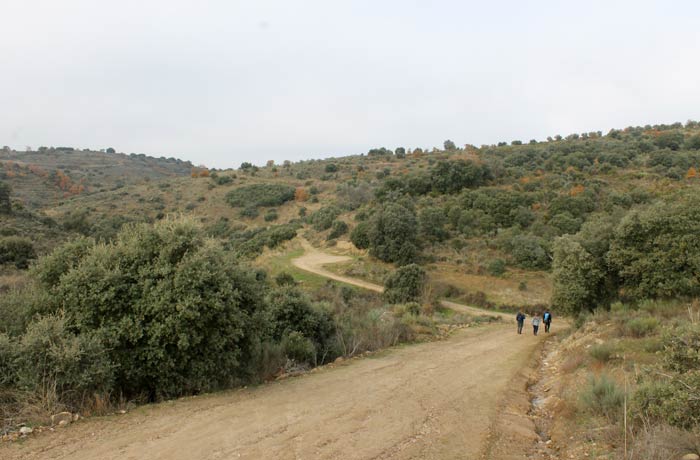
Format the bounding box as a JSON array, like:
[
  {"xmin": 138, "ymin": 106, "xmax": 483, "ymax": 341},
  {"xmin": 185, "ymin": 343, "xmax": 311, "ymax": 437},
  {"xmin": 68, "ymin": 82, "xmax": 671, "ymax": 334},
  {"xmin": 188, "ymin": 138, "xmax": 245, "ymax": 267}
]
[
  {"xmin": 2, "ymin": 121, "xmax": 700, "ymax": 459},
  {"xmin": 0, "ymin": 147, "xmax": 194, "ymax": 210}
]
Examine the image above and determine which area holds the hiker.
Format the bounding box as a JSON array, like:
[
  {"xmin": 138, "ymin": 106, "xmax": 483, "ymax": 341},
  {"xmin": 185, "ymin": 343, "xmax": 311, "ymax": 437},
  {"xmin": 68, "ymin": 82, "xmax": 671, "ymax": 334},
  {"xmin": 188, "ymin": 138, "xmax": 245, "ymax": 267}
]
[
  {"xmin": 543, "ymin": 310, "xmax": 552, "ymax": 333},
  {"xmin": 532, "ymin": 314, "xmax": 540, "ymax": 336},
  {"xmin": 516, "ymin": 311, "xmax": 526, "ymax": 334}
]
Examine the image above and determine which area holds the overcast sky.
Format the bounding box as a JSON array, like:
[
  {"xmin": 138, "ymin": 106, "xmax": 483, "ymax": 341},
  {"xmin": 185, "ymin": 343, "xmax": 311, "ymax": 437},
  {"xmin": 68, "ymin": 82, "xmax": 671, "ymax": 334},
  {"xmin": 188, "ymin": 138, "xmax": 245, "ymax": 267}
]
[{"xmin": 2, "ymin": 1, "xmax": 699, "ymax": 168}]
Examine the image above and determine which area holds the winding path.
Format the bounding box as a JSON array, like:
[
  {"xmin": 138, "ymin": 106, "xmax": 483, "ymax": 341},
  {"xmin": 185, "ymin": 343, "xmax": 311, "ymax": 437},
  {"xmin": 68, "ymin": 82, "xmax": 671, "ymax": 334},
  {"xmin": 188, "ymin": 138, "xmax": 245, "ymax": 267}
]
[{"xmin": 292, "ymin": 239, "xmax": 511, "ymax": 320}]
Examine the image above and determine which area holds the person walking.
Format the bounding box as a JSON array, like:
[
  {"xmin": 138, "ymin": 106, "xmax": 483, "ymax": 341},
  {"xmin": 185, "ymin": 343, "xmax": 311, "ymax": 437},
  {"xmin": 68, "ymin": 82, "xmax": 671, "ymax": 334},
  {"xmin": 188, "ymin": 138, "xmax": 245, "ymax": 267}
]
[
  {"xmin": 516, "ymin": 311, "xmax": 526, "ymax": 334},
  {"xmin": 543, "ymin": 310, "xmax": 552, "ymax": 333},
  {"xmin": 532, "ymin": 314, "xmax": 541, "ymax": 336}
]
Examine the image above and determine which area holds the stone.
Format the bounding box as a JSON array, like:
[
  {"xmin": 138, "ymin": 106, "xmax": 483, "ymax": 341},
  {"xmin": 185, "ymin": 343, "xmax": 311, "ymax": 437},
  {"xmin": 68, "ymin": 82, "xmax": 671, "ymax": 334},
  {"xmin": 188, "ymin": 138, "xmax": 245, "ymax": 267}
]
[
  {"xmin": 58, "ymin": 420, "xmax": 69, "ymax": 427},
  {"xmin": 334, "ymin": 357, "xmax": 344, "ymax": 364},
  {"xmin": 51, "ymin": 411, "xmax": 73, "ymax": 426},
  {"xmin": 19, "ymin": 426, "xmax": 33, "ymax": 435},
  {"xmin": 681, "ymin": 454, "xmax": 700, "ymax": 460},
  {"xmin": 73, "ymin": 413, "xmax": 81, "ymax": 422}
]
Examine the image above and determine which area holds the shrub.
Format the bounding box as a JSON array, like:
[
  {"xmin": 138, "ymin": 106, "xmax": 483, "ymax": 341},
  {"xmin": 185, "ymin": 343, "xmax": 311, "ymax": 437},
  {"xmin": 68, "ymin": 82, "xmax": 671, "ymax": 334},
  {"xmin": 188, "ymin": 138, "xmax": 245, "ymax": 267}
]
[
  {"xmin": 624, "ymin": 316, "xmax": 659, "ymax": 337},
  {"xmin": 383, "ymin": 264, "xmax": 427, "ymax": 304},
  {"xmin": 264, "ymin": 209, "xmax": 279, "ymax": 222},
  {"xmin": 239, "ymin": 206, "xmax": 259, "ymax": 219},
  {"xmin": 0, "ymin": 181, "xmax": 11, "ymax": 214},
  {"xmin": 0, "ymin": 236, "xmax": 36, "ymax": 269},
  {"xmin": 226, "ymin": 183, "xmax": 295, "ymax": 208},
  {"xmin": 275, "ymin": 272, "xmax": 296, "ymax": 286},
  {"xmin": 662, "ymin": 324, "xmax": 700, "ymax": 374},
  {"xmin": 14, "ymin": 313, "xmax": 114, "ymax": 407},
  {"xmin": 214, "ymin": 175, "xmax": 233, "ymax": 186},
  {"xmin": 580, "ymin": 373, "xmax": 625, "ymax": 421},
  {"xmin": 633, "ymin": 372, "xmax": 700, "ymax": 429},
  {"xmin": 367, "ymin": 203, "xmax": 419, "ymax": 265},
  {"xmin": 487, "ymin": 259, "xmax": 506, "ymax": 276},
  {"xmin": 328, "ymin": 220, "xmax": 348, "ymax": 240},
  {"xmin": 267, "ymin": 287, "xmax": 335, "ymax": 351},
  {"xmin": 589, "ymin": 343, "xmax": 615, "ymax": 363},
  {"xmin": 34, "ymin": 217, "xmax": 269, "ymax": 400},
  {"xmin": 350, "ymin": 222, "xmax": 371, "ymax": 249},
  {"xmin": 281, "ymin": 331, "xmax": 316, "ymax": 364},
  {"xmin": 309, "ymin": 206, "xmax": 342, "ymax": 231}
]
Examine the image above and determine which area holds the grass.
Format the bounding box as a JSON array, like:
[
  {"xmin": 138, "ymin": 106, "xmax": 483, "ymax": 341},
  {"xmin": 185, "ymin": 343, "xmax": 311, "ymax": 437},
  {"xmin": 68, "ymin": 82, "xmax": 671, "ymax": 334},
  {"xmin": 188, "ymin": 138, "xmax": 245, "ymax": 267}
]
[{"xmin": 257, "ymin": 244, "xmax": 357, "ymax": 292}]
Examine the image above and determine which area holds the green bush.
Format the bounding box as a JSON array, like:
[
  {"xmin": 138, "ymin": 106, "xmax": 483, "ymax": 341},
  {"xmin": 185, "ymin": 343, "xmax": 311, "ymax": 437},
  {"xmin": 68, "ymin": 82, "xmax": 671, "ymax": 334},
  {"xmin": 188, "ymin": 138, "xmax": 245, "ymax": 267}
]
[
  {"xmin": 383, "ymin": 264, "xmax": 426, "ymax": 304},
  {"xmin": 226, "ymin": 183, "xmax": 295, "ymax": 208},
  {"xmin": 309, "ymin": 206, "xmax": 342, "ymax": 231},
  {"xmin": 281, "ymin": 331, "xmax": 316, "ymax": 364},
  {"xmin": 589, "ymin": 343, "xmax": 615, "ymax": 363},
  {"xmin": 624, "ymin": 316, "xmax": 659, "ymax": 337},
  {"xmin": 663, "ymin": 324, "xmax": 700, "ymax": 374},
  {"xmin": 0, "ymin": 236, "xmax": 36, "ymax": 269},
  {"xmin": 33, "ymin": 217, "xmax": 269, "ymax": 400},
  {"xmin": 239, "ymin": 206, "xmax": 259, "ymax": 219},
  {"xmin": 580, "ymin": 373, "xmax": 625, "ymax": 421},
  {"xmin": 0, "ymin": 333, "xmax": 17, "ymax": 386},
  {"xmin": 264, "ymin": 209, "xmax": 278, "ymax": 222},
  {"xmin": 367, "ymin": 203, "xmax": 419, "ymax": 265},
  {"xmin": 267, "ymin": 287, "xmax": 335, "ymax": 352},
  {"xmin": 327, "ymin": 220, "xmax": 348, "ymax": 240},
  {"xmin": 275, "ymin": 272, "xmax": 296, "ymax": 286},
  {"xmin": 14, "ymin": 313, "xmax": 114, "ymax": 406},
  {"xmin": 0, "ymin": 180, "xmax": 11, "ymax": 214},
  {"xmin": 633, "ymin": 372, "xmax": 700, "ymax": 429},
  {"xmin": 350, "ymin": 222, "xmax": 370, "ymax": 249},
  {"xmin": 487, "ymin": 259, "xmax": 506, "ymax": 276}
]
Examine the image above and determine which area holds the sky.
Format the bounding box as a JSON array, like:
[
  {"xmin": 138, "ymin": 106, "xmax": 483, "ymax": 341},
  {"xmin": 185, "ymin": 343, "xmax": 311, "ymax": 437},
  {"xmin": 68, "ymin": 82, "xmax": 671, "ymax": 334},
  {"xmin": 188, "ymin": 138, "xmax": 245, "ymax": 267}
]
[{"xmin": 1, "ymin": 0, "xmax": 699, "ymax": 169}]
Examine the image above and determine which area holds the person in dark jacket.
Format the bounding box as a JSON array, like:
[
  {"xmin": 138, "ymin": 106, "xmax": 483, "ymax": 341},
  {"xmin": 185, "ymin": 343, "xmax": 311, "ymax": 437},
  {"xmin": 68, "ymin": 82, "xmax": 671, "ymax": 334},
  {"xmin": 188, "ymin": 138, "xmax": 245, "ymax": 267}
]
[
  {"xmin": 516, "ymin": 312, "xmax": 526, "ymax": 334},
  {"xmin": 543, "ymin": 310, "xmax": 552, "ymax": 333}
]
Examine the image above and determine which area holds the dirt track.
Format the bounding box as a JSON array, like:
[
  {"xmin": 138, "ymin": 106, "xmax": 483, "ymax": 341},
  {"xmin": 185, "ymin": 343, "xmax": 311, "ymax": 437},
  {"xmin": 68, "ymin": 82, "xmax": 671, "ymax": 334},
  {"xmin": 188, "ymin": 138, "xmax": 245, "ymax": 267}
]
[
  {"xmin": 3, "ymin": 242, "xmax": 544, "ymax": 460},
  {"xmin": 292, "ymin": 239, "xmax": 511, "ymax": 320}
]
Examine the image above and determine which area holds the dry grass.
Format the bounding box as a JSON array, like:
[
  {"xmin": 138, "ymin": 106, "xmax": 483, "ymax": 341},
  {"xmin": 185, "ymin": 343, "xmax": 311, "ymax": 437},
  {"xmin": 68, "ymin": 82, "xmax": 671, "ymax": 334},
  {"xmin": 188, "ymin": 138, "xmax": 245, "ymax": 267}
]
[{"xmin": 428, "ymin": 263, "xmax": 552, "ymax": 306}]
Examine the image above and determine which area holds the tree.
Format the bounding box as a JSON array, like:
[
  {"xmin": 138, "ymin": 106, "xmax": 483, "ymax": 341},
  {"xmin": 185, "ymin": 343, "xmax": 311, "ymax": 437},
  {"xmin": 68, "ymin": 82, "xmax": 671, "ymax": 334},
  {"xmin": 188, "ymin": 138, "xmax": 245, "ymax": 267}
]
[
  {"xmin": 654, "ymin": 131, "xmax": 684, "ymax": 150},
  {"xmin": 418, "ymin": 207, "xmax": 448, "ymax": 242},
  {"xmin": 0, "ymin": 181, "xmax": 11, "ymax": 214},
  {"xmin": 686, "ymin": 167, "xmax": 697, "ymax": 179},
  {"xmin": 551, "ymin": 236, "xmax": 605, "ymax": 315},
  {"xmin": 106, "ymin": 147, "xmax": 116, "ymax": 154},
  {"xmin": 395, "ymin": 147, "xmax": 406, "ymax": 158},
  {"xmin": 33, "ymin": 217, "xmax": 268, "ymax": 399},
  {"xmin": 607, "ymin": 199, "xmax": 700, "ymax": 299},
  {"xmin": 383, "ymin": 264, "xmax": 426, "ymax": 304},
  {"xmin": 430, "ymin": 160, "xmax": 490, "ymax": 194},
  {"xmin": 350, "ymin": 222, "xmax": 370, "ymax": 250},
  {"xmin": 367, "ymin": 203, "xmax": 419, "ymax": 265},
  {"xmin": 324, "ymin": 163, "xmax": 338, "ymax": 173},
  {"xmin": 443, "ymin": 140, "xmax": 457, "ymax": 150},
  {"xmin": 0, "ymin": 237, "xmax": 36, "ymax": 269}
]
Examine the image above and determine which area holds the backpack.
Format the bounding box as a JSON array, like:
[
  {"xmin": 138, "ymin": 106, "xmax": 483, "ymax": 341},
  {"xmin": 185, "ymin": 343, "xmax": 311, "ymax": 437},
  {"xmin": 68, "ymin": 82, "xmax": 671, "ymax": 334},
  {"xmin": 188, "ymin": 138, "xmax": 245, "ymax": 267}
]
[{"xmin": 544, "ymin": 312, "xmax": 551, "ymax": 321}]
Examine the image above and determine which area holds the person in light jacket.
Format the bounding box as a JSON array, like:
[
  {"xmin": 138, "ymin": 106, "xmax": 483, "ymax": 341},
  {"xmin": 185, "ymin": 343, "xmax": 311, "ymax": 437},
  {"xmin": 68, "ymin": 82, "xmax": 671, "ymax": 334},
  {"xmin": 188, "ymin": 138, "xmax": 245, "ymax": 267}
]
[{"xmin": 532, "ymin": 315, "xmax": 541, "ymax": 336}]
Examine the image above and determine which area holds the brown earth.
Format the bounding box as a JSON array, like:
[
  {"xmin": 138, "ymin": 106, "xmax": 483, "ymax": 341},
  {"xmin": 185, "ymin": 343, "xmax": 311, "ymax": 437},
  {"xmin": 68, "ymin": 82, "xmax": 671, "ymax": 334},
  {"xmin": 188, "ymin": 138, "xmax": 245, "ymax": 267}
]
[{"xmin": 3, "ymin": 240, "xmax": 549, "ymax": 460}]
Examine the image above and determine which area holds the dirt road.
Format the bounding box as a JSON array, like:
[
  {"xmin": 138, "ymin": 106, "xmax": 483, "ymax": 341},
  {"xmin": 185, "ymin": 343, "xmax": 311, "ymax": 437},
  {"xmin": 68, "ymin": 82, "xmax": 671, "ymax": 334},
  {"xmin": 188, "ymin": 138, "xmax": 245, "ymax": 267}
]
[
  {"xmin": 4, "ymin": 325, "xmax": 543, "ymax": 460},
  {"xmin": 292, "ymin": 239, "xmax": 511, "ymax": 320},
  {"xmin": 3, "ymin": 241, "xmax": 543, "ymax": 460}
]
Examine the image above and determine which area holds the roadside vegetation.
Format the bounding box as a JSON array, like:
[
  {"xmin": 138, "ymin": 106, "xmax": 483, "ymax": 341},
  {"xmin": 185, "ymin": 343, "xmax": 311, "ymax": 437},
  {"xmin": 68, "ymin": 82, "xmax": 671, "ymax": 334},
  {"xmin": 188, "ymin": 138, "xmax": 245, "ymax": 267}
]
[{"xmin": 2, "ymin": 121, "xmax": 700, "ymax": 454}]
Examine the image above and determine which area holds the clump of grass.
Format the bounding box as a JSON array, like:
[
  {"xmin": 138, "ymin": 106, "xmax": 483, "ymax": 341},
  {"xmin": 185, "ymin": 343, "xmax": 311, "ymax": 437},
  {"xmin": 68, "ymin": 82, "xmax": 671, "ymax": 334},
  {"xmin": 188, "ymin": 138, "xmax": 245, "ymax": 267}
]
[
  {"xmin": 580, "ymin": 373, "xmax": 625, "ymax": 421},
  {"xmin": 625, "ymin": 316, "xmax": 659, "ymax": 337},
  {"xmin": 589, "ymin": 343, "xmax": 616, "ymax": 363}
]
